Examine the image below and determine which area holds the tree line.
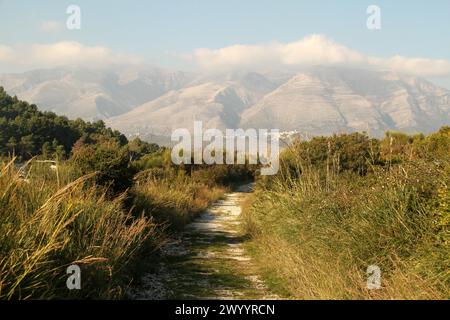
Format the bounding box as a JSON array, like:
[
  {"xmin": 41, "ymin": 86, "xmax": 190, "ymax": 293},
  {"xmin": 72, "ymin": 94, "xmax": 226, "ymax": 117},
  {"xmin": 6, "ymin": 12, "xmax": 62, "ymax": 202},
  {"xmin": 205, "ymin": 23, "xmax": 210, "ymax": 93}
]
[{"xmin": 0, "ymin": 86, "xmax": 160, "ymax": 161}]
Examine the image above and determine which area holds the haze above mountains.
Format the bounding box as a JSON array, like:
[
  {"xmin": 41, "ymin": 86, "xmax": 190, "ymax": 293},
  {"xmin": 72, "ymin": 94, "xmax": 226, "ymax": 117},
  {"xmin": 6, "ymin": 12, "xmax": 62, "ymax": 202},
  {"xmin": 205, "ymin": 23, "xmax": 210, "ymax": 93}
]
[{"xmin": 1, "ymin": 65, "xmax": 449, "ymax": 140}]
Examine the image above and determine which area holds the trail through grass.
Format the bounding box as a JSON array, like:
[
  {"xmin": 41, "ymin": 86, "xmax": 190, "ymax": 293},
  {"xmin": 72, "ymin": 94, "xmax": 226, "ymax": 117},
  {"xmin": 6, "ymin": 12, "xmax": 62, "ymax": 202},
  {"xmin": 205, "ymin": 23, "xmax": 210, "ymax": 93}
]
[{"xmin": 128, "ymin": 184, "xmax": 278, "ymax": 300}]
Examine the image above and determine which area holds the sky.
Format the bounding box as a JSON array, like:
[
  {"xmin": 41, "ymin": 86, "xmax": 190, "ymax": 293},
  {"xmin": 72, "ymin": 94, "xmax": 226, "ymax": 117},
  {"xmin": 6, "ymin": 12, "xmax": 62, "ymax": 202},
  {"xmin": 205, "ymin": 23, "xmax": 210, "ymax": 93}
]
[{"xmin": 1, "ymin": 0, "xmax": 450, "ymax": 87}]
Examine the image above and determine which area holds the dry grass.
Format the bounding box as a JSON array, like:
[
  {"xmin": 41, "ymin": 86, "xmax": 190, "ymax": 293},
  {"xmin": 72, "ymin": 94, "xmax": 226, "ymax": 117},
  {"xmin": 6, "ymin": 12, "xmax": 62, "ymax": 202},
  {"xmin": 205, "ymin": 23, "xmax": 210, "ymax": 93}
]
[
  {"xmin": 0, "ymin": 159, "xmax": 232, "ymax": 299},
  {"xmin": 132, "ymin": 169, "xmax": 226, "ymax": 230},
  {"xmin": 243, "ymin": 155, "xmax": 449, "ymax": 300},
  {"xmin": 0, "ymin": 158, "xmax": 161, "ymax": 299}
]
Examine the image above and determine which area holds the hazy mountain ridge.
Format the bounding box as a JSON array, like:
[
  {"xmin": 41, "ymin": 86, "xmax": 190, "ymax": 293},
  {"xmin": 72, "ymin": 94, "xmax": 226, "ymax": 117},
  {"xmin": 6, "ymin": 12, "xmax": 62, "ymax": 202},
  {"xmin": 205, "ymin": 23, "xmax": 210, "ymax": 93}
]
[
  {"xmin": 241, "ymin": 67, "xmax": 450, "ymax": 136},
  {"xmin": 0, "ymin": 66, "xmax": 194, "ymax": 120},
  {"xmin": 106, "ymin": 72, "xmax": 279, "ymax": 136},
  {"xmin": 1, "ymin": 66, "xmax": 449, "ymax": 139}
]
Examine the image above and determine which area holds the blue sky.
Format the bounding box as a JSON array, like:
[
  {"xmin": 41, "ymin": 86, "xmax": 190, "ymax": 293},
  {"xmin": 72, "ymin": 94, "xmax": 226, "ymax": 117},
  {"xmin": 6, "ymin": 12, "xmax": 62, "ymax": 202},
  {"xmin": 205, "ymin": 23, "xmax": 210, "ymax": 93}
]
[{"xmin": 1, "ymin": 0, "xmax": 450, "ymax": 86}]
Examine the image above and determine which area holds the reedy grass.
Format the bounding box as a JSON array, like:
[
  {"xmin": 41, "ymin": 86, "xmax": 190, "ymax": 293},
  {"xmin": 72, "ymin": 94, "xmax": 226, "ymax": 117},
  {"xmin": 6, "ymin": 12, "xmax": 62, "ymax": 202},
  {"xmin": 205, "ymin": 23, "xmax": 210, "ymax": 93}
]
[
  {"xmin": 132, "ymin": 168, "xmax": 226, "ymax": 230},
  {"xmin": 243, "ymin": 153, "xmax": 449, "ymax": 299},
  {"xmin": 0, "ymin": 158, "xmax": 160, "ymax": 299},
  {"xmin": 1, "ymin": 159, "xmax": 233, "ymax": 299}
]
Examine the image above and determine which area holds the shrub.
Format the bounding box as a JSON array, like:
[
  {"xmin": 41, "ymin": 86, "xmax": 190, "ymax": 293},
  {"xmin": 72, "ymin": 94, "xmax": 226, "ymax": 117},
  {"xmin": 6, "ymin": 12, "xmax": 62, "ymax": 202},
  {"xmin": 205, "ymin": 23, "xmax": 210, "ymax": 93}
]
[{"xmin": 70, "ymin": 136, "xmax": 134, "ymax": 195}]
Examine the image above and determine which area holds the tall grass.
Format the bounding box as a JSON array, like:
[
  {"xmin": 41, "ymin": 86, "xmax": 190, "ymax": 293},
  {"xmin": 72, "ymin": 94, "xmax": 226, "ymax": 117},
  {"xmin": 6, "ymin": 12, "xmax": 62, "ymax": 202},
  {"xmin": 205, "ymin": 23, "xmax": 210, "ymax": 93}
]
[
  {"xmin": 0, "ymin": 158, "xmax": 160, "ymax": 299},
  {"xmin": 132, "ymin": 168, "xmax": 226, "ymax": 230},
  {"xmin": 0, "ymin": 157, "xmax": 244, "ymax": 299},
  {"xmin": 243, "ymin": 135, "xmax": 449, "ymax": 299}
]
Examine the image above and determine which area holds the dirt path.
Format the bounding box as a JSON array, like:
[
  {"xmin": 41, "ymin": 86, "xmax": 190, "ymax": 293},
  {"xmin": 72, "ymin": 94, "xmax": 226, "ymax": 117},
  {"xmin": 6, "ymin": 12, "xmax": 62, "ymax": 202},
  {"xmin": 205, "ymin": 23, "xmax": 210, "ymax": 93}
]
[{"xmin": 129, "ymin": 183, "xmax": 277, "ymax": 300}]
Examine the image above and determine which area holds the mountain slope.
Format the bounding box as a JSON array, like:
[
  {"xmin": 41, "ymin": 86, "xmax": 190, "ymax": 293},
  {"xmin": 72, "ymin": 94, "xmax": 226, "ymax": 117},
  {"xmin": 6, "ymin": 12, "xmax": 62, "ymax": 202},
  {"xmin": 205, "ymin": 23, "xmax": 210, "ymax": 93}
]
[
  {"xmin": 106, "ymin": 72, "xmax": 278, "ymax": 136},
  {"xmin": 0, "ymin": 66, "xmax": 193, "ymax": 120},
  {"xmin": 1, "ymin": 66, "xmax": 449, "ymax": 139},
  {"xmin": 241, "ymin": 67, "xmax": 450, "ymax": 136}
]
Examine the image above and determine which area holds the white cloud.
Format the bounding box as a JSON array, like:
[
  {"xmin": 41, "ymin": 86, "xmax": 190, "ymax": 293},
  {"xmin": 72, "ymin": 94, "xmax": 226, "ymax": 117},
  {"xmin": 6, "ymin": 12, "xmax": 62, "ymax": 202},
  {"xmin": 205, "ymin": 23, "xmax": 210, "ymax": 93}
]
[
  {"xmin": 0, "ymin": 41, "xmax": 143, "ymax": 72},
  {"xmin": 0, "ymin": 45, "xmax": 14, "ymax": 61},
  {"xmin": 1, "ymin": 36, "xmax": 449, "ymax": 80},
  {"xmin": 188, "ymin": 34, "xmax": 450, "ymax": 77},
  {"xmin": 40, "ymin": 21, "xmax": 63, "ymax": 33},
  {"xmin": 372, "ymin": 55, "xmax": 450, "ymax": 77}
]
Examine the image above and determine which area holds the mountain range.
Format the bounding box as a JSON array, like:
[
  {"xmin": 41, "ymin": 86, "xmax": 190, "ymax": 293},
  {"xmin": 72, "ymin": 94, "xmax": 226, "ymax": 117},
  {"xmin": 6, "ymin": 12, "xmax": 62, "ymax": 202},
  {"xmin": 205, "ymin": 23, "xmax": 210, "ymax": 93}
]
[
  {"xmin": 0, "ymin": 66, "xmax": 193, "ymax": 120},
  {"xmin": 1, "ymin": 65, "xmax": 449, "ymax": 141}
]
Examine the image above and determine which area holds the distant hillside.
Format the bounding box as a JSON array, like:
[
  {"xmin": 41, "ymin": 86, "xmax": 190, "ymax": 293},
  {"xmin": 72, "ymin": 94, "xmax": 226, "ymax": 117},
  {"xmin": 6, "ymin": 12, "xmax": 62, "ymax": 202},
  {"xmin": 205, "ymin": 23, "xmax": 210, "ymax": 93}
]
[
  {"xmin": 108, "ymin": 66, "xmax": 450, "ymax": 138},
  {"xmin": 0, "ymin": 86, "xmax": 127, "ymax": 160},
  {"xmin": 106, "ymin": 72, "xmax": 278, "ymax": 136},
  {"xmin": 1, "ymin": 66, "xmax": 450, "ymax": 140},
  {"xmin": 0, "ymin": 66, "xmax": 193, "ymax": 120},
  {"xmin": 241, "ymin": 67, "xmax": 450, "ymax": 137}
]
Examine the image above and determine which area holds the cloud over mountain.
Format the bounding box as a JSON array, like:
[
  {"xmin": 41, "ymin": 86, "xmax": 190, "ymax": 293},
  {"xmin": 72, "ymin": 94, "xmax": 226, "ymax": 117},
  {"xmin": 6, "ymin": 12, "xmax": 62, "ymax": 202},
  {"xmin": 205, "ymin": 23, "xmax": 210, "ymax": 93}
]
[
  {"xmin": 189, "ymin": 35, "xmax": 450, "ymax": 77},
  {"xmin": 1, "ymin": 35, "xmax": 450, "ymax": 80},
  {"xmin": 0, "ymin": 41, "xmax": 143, "ymax": 72},
  {"xmin": 1, "ymin": 65, "xmax": 449, "ymax": 140}
]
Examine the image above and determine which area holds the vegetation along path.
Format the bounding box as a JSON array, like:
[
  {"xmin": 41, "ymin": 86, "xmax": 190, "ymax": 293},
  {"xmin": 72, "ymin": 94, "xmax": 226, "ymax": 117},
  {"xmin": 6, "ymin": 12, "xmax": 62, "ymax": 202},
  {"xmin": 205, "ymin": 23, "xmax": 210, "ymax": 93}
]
[{"xmin": 129, "ymin": 184, "xmax": 278, "ymax": 300}]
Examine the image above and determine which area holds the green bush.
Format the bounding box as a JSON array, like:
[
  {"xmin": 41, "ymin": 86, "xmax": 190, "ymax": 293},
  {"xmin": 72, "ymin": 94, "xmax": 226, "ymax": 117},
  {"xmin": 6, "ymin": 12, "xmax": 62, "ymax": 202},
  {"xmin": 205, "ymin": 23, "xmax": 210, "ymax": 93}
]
[{"xmin": 70, "ymin": 136, "xmax": 134, "ymax": 195}]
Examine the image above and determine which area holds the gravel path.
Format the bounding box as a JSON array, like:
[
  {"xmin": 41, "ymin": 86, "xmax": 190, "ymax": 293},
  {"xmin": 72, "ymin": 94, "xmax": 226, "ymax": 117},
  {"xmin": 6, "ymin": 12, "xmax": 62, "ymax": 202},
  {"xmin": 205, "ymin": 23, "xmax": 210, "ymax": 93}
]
[{"xmin": 129, "ymin": 183, "xmax": 277, "ymax": 300}]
